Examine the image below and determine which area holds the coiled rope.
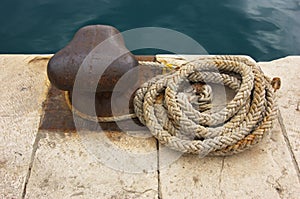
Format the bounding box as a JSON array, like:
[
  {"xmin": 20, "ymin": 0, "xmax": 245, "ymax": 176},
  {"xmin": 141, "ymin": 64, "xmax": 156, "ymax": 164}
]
[{"xmin": 66, "ymin": 55, "xmax": 279, "ymax": 156}]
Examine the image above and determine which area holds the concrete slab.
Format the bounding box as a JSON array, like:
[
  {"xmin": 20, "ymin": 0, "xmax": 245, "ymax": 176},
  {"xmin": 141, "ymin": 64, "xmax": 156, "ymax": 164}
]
[
  {"xmin": 1, "ymin": 55, "xmax": 300, "ymax": 199},
  {"xmin": 0, "ymin": 55, "xmax": 50, "ymax": 198},
  {"xmin": 24, "ymin": 130, "xmax": 158, "ymax": 199},
  {"xmin": 0, "ymin": 116, "xmax": 39, "ymax": 198},
  {"xmin": 0, "ymin": 55, "xmax": 51, "ymax": 117},
  {"xmin": 259, "ymin": 56, "xmax": 300, "ymax": 170},
  {"xmin": 158, "ymin": 119, "xmax": 300, "ymax": 199}
]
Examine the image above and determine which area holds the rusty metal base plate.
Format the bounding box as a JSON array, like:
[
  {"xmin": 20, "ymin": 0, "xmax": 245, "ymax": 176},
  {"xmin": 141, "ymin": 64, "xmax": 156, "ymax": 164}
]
[{"xmin": 39, "ymin": 85, "xmax": 148, "ymax": 132}]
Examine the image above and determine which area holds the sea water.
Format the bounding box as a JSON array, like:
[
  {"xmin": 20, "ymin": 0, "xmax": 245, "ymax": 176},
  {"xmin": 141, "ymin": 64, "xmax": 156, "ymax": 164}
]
[{"xmin": 0, "ymin": 0, "xmax": 299, "ymax": 61}]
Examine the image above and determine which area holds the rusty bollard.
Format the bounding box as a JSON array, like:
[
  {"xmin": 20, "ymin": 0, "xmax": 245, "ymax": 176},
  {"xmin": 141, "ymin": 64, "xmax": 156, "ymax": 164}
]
[{"xmin": 47, "ymin": 25, "xmax": 160, "ymax": 120}]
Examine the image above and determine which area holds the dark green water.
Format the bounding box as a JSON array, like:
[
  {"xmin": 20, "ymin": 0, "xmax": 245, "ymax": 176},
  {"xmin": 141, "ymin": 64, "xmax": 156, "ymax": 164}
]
[{"xmin": 0, "ymin": 0, "xmax": 299, "ymax": 61}]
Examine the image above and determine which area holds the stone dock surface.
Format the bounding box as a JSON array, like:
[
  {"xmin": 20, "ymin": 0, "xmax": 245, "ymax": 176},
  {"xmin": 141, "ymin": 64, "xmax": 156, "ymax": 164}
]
[{"xmin": 0, "ymin": 55, "xmax": 299, "ymax": 199}]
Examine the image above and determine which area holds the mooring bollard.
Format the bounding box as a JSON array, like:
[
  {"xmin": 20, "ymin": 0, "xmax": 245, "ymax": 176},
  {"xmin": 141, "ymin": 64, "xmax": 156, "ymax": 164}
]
[{"xmin": 47, "ymin": 25, "xmax": 164, "ymax": 119}]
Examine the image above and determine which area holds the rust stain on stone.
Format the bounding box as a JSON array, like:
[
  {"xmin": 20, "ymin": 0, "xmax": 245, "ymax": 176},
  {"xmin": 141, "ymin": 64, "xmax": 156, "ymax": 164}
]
[
  {"xmin": 39, "ymin": 85, "xmax": 76, "ymax": 132},
  {"xmin": 28, "ymin": 56, "xmax": 52, "ymax": 65}
]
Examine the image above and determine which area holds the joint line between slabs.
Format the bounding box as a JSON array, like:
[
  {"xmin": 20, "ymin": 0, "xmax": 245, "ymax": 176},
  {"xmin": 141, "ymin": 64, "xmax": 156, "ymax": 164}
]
[
  {"xmin": 21, "ymin": 131, "xmax": 43, "ymax": 198},
  {"xmin": 277, "ymin": 110, "xmax": 300, "ymax": 183}
]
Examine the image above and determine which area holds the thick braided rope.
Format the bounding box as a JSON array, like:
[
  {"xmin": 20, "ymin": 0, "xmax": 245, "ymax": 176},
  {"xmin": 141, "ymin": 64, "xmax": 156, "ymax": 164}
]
[{"xmin": 134, "ymin": 55, "xmax": 277, "ymax": 156}]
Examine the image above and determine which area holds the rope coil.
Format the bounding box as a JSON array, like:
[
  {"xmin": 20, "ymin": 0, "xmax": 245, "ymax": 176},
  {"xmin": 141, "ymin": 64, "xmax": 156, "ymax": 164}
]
[
  {"xmin": 134, "ymin": 55, "xmax": 277, "ymax": 156},
  {"xmin": 67, "ymin": 55, "xmax": 278, "ymax": 156}
]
